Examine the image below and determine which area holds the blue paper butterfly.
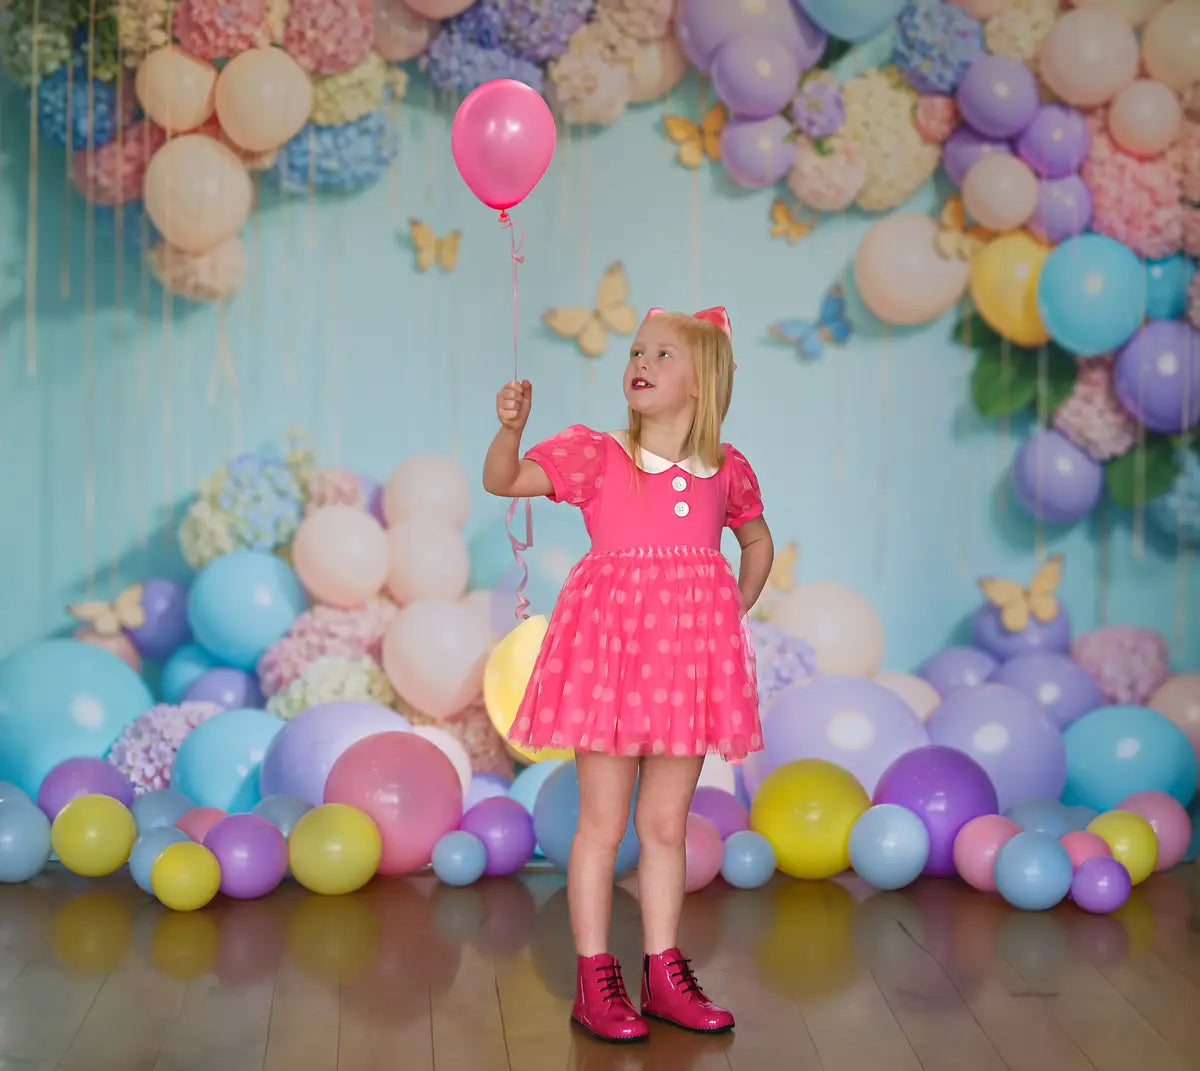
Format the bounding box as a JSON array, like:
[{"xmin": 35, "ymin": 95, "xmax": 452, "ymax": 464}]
[{"xmin": 769, "ymin": 284, "xmax": 852, "ymax": 361}]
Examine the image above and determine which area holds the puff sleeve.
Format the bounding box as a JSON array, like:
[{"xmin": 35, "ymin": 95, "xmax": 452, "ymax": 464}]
[
  {"xmin": 524, "ymin": 425, "xmax": 608, "ymax": 508},
  {"xmin": 723, "ymin": 445, "xmax": 764, "ymax": 528}
]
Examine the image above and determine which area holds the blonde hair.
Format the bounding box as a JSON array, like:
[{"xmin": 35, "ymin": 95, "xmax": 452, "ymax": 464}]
[{"xmin": 627, "ymin": 312, "xmax": 735, "ymax": 472}]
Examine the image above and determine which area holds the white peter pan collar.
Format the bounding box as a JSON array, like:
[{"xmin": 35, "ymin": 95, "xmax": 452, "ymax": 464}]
[{"xmin": 608, "ymin": 431, "xmax": 718, "ymax": 479}]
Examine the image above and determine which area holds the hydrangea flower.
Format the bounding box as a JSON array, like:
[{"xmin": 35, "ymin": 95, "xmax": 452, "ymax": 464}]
[
  {"xmin": 426, "ymin": 24, "xmax": 544, "ymax": 94},
  {"xmin": 149, "ymin": 237, "xmax": 247, "ymax": 302},
  {"xmin": 498, "ymin": 0, "xmax": 593, "ymax": 63},
  {"xmin": 1175, "ymin": 120, "xmax": 1200, "ymax": 205},
  {"xmin": 597, "ymin": 0, "xmax": 671, "ymax": 43},
  {"xmin": 915, "ymin": 93, "xmax": 958, "ymax": 144},
  {"xmin": 281, "ymin": 0, "xmax": 374, "ymax": 75},
  {"xmin": 894, "ymin": 0, "xmax": 984, "ymax": 95},
  {"xmin": 447, "ymin": 1, "xmax": 505, "ymax": 47},
  {"xmin": 272, "ymin": 110, "xmax": 401, "ymax": 195},
  {"xmin": 547, "ymin": 9, "xmax": 634, "ymax": 125},
  {"xmin": 787, "ymin": 134, "xmax": 868, "ymax": 212},
  {"xmin": 305, "ymin": 467, "xmax": 369, "ymax": 514},
  {"xmin": 984, "ymin": 0, "xmax": 1057, "ymax": 63},
  {"xmin": 173, "ymin": 0, "xmax": 275, "ymax": 61},
  {"xmin": 748, "ymin": 620, "xmax": 817, "ymax": 707},
  {"xmin": 114, "ymin": 0, "xmax": 178, "ymax": 65},
  {"xmin": 107, "ymin": 701, "xmax": 221, "ymax": 794},
  {"xmin": 0, "ymin": 0, "xmax": 76, "ymax": 84},
  {"xmin": 1149, "ymin": 450, "xmax": 1200, "ymax": 546},
  {"xmin": 791, "ymin": 72, "xmax": 844, "ymax": 140},
  {"xmin": 1083, "ymin": 130, "xmax": 1184, "ymax": 260},
  {"xmin": 1071, "ymin": 626, "xmax": 1169, "ymax": 705},
  {"xmin": 36, "ymin": 56, "xmax": 131, "ymax": 150},
  {"xmin": 70, "ymin": 119, "xmax": 167, "ymax": 205},
  {"xmin": 311, "ymin": 51, "xmax": 388, "ymax": 126},
  {"xmin": 1051, "ymin": 357, "xmax": 1138, "ymax": 462},
  {"xmin": 266, "ymin": 656, "xmax": 397, "ymax": 719}
]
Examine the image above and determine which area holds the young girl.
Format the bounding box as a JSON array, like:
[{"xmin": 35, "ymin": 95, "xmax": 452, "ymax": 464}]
[{"xmin": 482, "ymin": 306, "xmax": 773, "ymax": 1043}]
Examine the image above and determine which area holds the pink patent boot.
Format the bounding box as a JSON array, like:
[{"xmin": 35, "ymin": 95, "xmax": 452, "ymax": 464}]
[
  {"xmin": 571, "ymin": 953, "xmax": 650, "ymax": 1043},
  {"xmin": 641, "ymin": 948, "xmax": 734, "ymax": 1033}
]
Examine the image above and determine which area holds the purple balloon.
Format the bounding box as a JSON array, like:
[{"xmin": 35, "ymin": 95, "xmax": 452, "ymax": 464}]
[
  {"xmin": 873, "ymin": 745, "xmax": 999, "ymax": 877},
  {"xmin": 918, "ymin": 645, "xmax": 998, "ymax": 697},
  {"xmin": 459, "ymin": 796, "xmax": 536, "ymax": 876},
  {"xmin": 1012, "ymin": 429, "xmax": 1104, "ymax": 525},
  {"xmin": 1114, "ymin": 320, "xmax": 1200, "ymax": 434},
  {"xmin": 712, "ymin": 35, "xmax": 803, "ymax": 120},
  {"xmin": 464, "ymin": 773, "xmax": 513, "ymax": 810},
  {"xmin": 674, "ymin": 0, "xmax": 825, "ymax": 72},
  {"xmin": 1070, "ymin": 855, "xmax": 1131, "ymax": 914},
  {"xmin": 955, "ymin": 55, "xmax": 1039, "ymax": 139},
  {"xmin": 126, "ymin": 578, "xmax": 191, "ymax": 661},
  {"xmin": 258, "ymin": 700, "xmax": 411, "ymax": 805},
  {"xmin": 942, "ymin": 125, "xmax": 1013, "ymax": 187},
  {"xmin": 720, "ymin": 115, "xmax": 794, "ymax": 188},
  {"xmin": 758, "ymin": 676, "xmax": 930, "ymax": 796},
  {"xmin": 358, "ymin": 474, "xmax": 386, "ymax": 526},
  {"xmin": 990, "ymin": 653, "xmax": 1103, "ymax": 730},
  {"xmin": 37, "ymin": 757, "xmax": 134, "ymax": 820},
  {"xmin": 927, "ymin": 683, "xmax": 1067, "ymax": 812},
  {"xmin": 971, "ymin": 602, "xmax": 1072, "ymax": 662},
  {"xmin": 689, "ymin": 786, "xmax": 750, "ymax": 841},
  {"xmin": 1027, "ymin": 175, "xmax": 1092, "ymax": 245},
  {"xmin": 1016, "ymin": 104, "xmax": 1090, "ymax": 179},
  {"xmin": 182, "ymin": 667, "xmax": 264, "ymax": 711},
  {"xmin": 203, "ymin": 813, "xmax": 288, "ymax": 899}
]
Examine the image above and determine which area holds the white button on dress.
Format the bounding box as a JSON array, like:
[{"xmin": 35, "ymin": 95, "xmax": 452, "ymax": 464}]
[
  {"xmin": 672, "ymin": 476, "xmax": 688, "ymax": 491},
  {"xmin": 674, "ymin": 502, "xmax": 690, "ymax": 517}
]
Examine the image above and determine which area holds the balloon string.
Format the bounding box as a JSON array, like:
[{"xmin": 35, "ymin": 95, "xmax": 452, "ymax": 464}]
[{"xmin": 501, "ymin": 209, "xmax": 531, "ymax": 621}]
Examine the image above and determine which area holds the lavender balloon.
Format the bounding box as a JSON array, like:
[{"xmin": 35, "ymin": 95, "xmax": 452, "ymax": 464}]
[
  {"xmin": 674, "ymin": 0, "xmax": 825, "ymax": 72},
  {"xmin": 183, "ymin": 667, "xmax": 264, "ymax": 711},
  {"xmin": 990, "ymin": 653, "xmax": 1103, "ymax": 730},
  {"xmin": 711, "ymin": 35, "xmax": 803, "ymax": 120},
  {"xmin": 203, "ymin": 813, "xmax": 288, "ymax": 899},
  {"xmin": 37, "ymin": 757, "xmax": 134, "ymax": 820},
  {"xmin": 358, "ymin": 474, "xmax": 386, "ymax": 525},
  {"xmin": 689, "ymin": 787, "xmax": 750, "ymax": 841},
  {"xmin": 719, "ymin": 115, "xmax": 794, "ymax": 188},
  {"xmin": 460, "ymin": 796, "xmax": 536, "ymax": 877},
  {"xmin": 1027, "ymin": 176, "xmax": 1092, "ymax": 245},
  {"xmin": 873, "ymin": 745, "xmax": 999, "ymax": 877},
  {"xmin": 1113, "ymin": 320, "xmax": 1200, "ymax": 434},
  {"xmin": 1070, "ymin": 856, "xmax": 1131, "ymax": 914},
  {"xmin": 1012, "ymin": 429, "xmax": 1104, "ymax": 525},
  {"xmin": 943, "ymin": 125, "xmax": 1013, "ymax": 187},
  {"xmin": 1016, "ymin": 104, "xmax": 1090, "ymax": 179},
  {"xmin": 971, "ymin": 601, "xmax": 1071, "ymax": 662},
  {"xmin": 126, "ymin": 578, "xmax": 191, "ymax": 661},
  {"xmin": 927, "ymin": 683, "xmax": 1067, "ymax": 812},
  {"xmin": 464, "ymin": 772, "xmax": 514, "ymax": 810},
  {"xmin": 955, "ymin": 55, "xmax": 1039, "ymax": 139},
  {"xmin": 918, "ymin": 645, "xmax": 998, "ymax": 697}
]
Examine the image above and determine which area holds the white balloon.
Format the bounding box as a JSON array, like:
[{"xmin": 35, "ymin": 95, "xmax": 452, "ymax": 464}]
[
  {"xmin": 386, "ymin": 518, "xmax": 469, "ymax": 602},
  {"xmin": 411, "ymin": 725, "xmax": 471, "ymax": 800},
  {"xmin": 383, "ymin": 454, "xmax": 471, "ymax": 528}
]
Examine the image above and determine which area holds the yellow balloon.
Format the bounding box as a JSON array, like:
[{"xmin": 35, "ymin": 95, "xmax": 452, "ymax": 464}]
[
  {"xmin": 483, "ymin": 614, "xmax": 574, "ymax": 764},
  {"xmin": 287, "ymin": 803, "xmax": 382, "ymax": 896},
  {"xmin": 50, "ymin": 794, "xmax": 137, "ymax": 877},
  {"xmin": 151, "ymin": 841, "xmax": 221, "ymax": 911},
  {"xmin": 750, "ymin": 759, "xmax": 869, "ymax": 880},
  {"xmin": 1087, "ymin": 810, "xmax": 1159, "ymax": 885},
  {"xmin": 969, "ymin": 231, "xmax": 1051, "ymax": 348}
]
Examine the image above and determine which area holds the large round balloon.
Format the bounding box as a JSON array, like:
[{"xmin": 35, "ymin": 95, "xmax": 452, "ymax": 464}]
[
  {"xmin": 674, "ymin": 0, "xmax": 827, "ymax": 70},
  {"xmin": 956, "ymin": 55, "xmax": 1040, "ymax": 140},
  {"xmin": 37, "ymin": 757, "xmax": 134, "ymax": 821},
  {"xmin": 854, "ymin": 213, "xmax": 970, "ymax": 327},
  {"xmin": 1113, "ymin": 320, "xmax": 1200, "ymax": 435},
  {"xmin": 143, "ymin": 134, "xmax": 253, "ymax": 254},
  {"xmin": 0, "ymin": 640, "xmax": 153, "ymax": 797},
  {"xmin": 484, "ymin": 616, "xmax": 573, "ymax": 764},
  {"xmin": 797, "ymin": 0, "xmax": 907, "ymax": 41},
  {"xmin": 0, "ymin": 798, "xmax": 52, "ymax": 883},
  {"xmin": 768, "ymin": 582, "xmax": 884, "ymax": 677},
  {"xmin": 532, "ymin": 761, "xmax": 640, "ymax": 876},
  {"xmin": 135, "ymin": 46, "xmax": 217, "ymax": 134},
  {"xmin": 1038, "ymin": 7, "xmax": 1140, "ymax": 106},
  {"xmin": 990, "ymin": 653, "xmax": 1104, "ymax": 730},
  {"xmin": 383, "ymin": 453, "xmax": 471, "ymax": 527},
  {"xmin": 1011, "ymin": 429, "xmax": 1104, "ymax": 526},
  {"xmin": 970, "ymin": 232, "xmax": 1050, "ymax": 347},
  {"xmin": 171, "ymin": 707, "xmax": 283, "ymax": 812},
  {"xmin": 1141, "ymin": 0, "xmax": 1200, "ymax": 92},
  {"xmin": 291, "ymin": 505, "xmax": 388, "ymax": 609},
  {"xmin": 214, "ymin": 48, "xmax": 312, "ymax": 153},
  {"xmin": 710, "ymin": 35, "xmax": 803, "ymax": 120},
  {"xmin": 1148, "ymin": 674, "xmax": 1200, "ymax": 766}
]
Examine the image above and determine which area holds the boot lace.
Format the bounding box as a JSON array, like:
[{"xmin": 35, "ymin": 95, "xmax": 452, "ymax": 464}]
[
  {"xmin": 666, "ymin": 957, "xmax": 706, "ymax": 999},
  {"xmin": 595, "ymin": 963, "xmax": 631, "ymax": 1004}
]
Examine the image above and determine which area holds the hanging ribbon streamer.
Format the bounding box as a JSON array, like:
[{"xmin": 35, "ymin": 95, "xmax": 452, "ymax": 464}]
[{"xmin": 501, "ymin": 210, "xmax": 532, "ymax": 621}]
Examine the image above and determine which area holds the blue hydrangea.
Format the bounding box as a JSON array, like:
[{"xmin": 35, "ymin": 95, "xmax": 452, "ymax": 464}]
[
  {"xmin": 893, "ymin": 0, "xmax": 984, "ymax": 96},
  {"xmin": 448, "ymin": 1, "xmax": 505, "ymax": 48},
  {"xmin": 1149, "ymin": 450, "xmax": 1200, "ymax": 546},
  {"xmin": 271, "ymin": 110, "xmax": 400, "ymax": 195},
  {"xmin": 425, "ymin": 28, "xmax": 544, "ymax": 95},
  {"xmin": 93, "ymin": 200, "xmax": 161, "ymax": 257},
  {"xmin": 36, "ymin": 55, "xmax": 125, "ymax": 150},
  {"xmin": 216, "ymin": 452, "xmax": 306, "ymax": 553},
  {"xmin": 497, "ymin": 0, "xmax": 593, "ymax": 63},
  {"xmin": 749, "ymin": 620, "xmax": 817, "ymax": 707}
]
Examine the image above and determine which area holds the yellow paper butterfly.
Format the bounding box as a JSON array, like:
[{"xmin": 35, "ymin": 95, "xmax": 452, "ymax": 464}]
[
  {"xmin": 68, "ymin": 583, "xmax": 146, "ymax": 636},
  {"xmin": 977, "ymin": 554, "xmax": 1063, "ymax": 633},
  {"xmin": 409, "ymin": 219, "xmax": 461, "ymax": 273},
  {"xmin": 663, "ymin": 102, "xmax": 726, "ymax": 169},
  {"xmin": 770, "ymin": 199, "xmax": 813, "ymax": 245},
  {"xmin": 937, "ymin": 196, "xmax": 994, "ymax": 261},
  {"xmin": 543, "ymin": 262, "xmax": 638, "ymax": 359}
]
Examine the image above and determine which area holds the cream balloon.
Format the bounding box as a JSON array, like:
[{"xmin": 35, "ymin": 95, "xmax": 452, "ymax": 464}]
[
  {"xmin": 962, "ymin": 153, "xmax": 1039, "ymax": 232},
  {"xmin": 952, "ymin": 0, "xmax": 1013, "ymax": 14},
  {"xmin": 1071, "ymin": 0, "xmax": 1165, "ymax": 26},
  {"xmin": 405, "ymin": 0, "xmax": 472, "ymax": 16},
  {"xmin": 1142, "ymin": 0, "xmax": 1200, "ymax": 93},
  {"xmin": 410, "ymin": 725, "xmax": 471, "ymax": 799},
  {"xmin": 214, "ymin": 48, "xmax": 312, "ymax": 153},
  {"xmin": 383, "ymin": 454, "xmax": 471, "ymax": 527},
  {"xmin": 385, "ymin": 517, "xmax": 469, "ymax": 602},
  {"xmin": 373, "ymin": 0, "xmax": 436, "ymax": 61},
  {"xmin": 382, "ymin": 598, "xmax": 491, "ymax": 719},
  {"xmin": 629, "ymin": 37, "xmax": 689, "ymax": 104},
  {"xmin": 1039, "ymin": 8, "xmax": 1140, "ymax": 107},
  {"xmin": 143, "ymin": 135, "xmax": 253, "ymax": 254},
  {"xmin": 854, "ymin": 213, "xmax": 970, "ymax": 326},
  {"xmin": 291, "ymin": 505, "xmax": 389, "ymax": 609},
  {"xmin": 1148, "ymin": 673, "xmax": 1200, "ymax": 767},
  {"xmin": 461, "ymin": 588, "xmax": 495, "ymax": 638},
  {"xmin": 768, "ymin": 582, "xmax": 885, "ymax": 678},
  {"xmin": 1109, "ymin": 79, "xmax": 1184, "ymax": 156},
  {"xmin": 875, "ymin": 672, "xmax": 941, "ymax": 722},
  {"xmin": 135, "ymin": 47, "xmax": 217, "ymax": 133}
]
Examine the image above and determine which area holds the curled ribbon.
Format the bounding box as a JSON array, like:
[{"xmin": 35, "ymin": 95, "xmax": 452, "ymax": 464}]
[{"xmin": 501, "ymin": 211, "xmax": 532, "ymax": 621}]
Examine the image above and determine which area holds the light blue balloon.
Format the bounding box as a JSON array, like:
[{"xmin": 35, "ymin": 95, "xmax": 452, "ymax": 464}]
[
  {"xmin": 1063, "ymin": 704, "xmax": 1198, "ymax": 811},
  {"xmin": 1005, "ymin": 798, "xmax": 1074, "ymax": 839},
  {"xmin": 1064, "ymin": 804, "xmax": 1098, "ymax": 831},
  {"xmin": 171, "ymin": 707, "xmax": 283, "ymax": 812},
  {"xmin": 186, "ymin": 550, "xmax": 308, "ymax": 670},
  {"xmin": 129, "ymin": 827, "xmax": 190, "ymax": 893},
  {"xmin": 432, "ymin": 830, "xmax": 487, "ymax": 886},
  {"xmin": 0, "ymin": 799, "xmax": 52, "ymax": 882},
  {"xmin": 848, "ymin": 804, "xmax": 931, "ymax": 891},
  {"xmin": 467, "ymin": 521, "xmax": 515, "ymax": 592},
  {"xmin": 131, "ymin": 788, "xmax": 194, "ymax": 832},
  {"xmin": 0, "ymin": 781, "xmax": 30, "ymax": 806},
  {"xmin": 798, "ymin": 0, "xmax": 906, "ymax": 40},
  {"xmin": 721, "ymin": 830, "xmax": 776, "ymax": 889},
  {"xmin": 1145, "ymin": 255, "xmax": 1196, "ymax": 321},
  {"xmin": 161, "ymin": 643, "xmax": 220, "ymax": 704},
  {"xmin": 252, "ymin": 794, "xmax": 312, "ymax": 837},
  {"xmin": 510, "ymin": 759, "xmax": 565, "ymax": 859},
  {"xmin": 533, "ymin": 762, "xmax": 639, "ymax": 876},
  {"xmin": 0, "ymin": 639, "xmax": 154, "ymax": 797},
  {"xmin": 994, "ymin": 831, "xmax": 1073, "ymax": 910},
  {"xmin": 1037, "ymin": 235, "xmax": 1146, "ymax": 356}
]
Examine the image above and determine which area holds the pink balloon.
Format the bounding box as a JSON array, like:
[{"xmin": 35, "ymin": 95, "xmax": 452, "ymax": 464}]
[
  {"xmin": 176, "ymin": 806, "xmax": 227, "ymax": 842},
  {"xmin": 1118, "ymin": 790, "xmax": 1190, "ymax": 870},
  {"xmin": 292, "ymin": 505, "xmax": 388, "ymax": 609},
  {"xmin": 451, "ymin": 79, "xmax": 556, "ymax": 213},
  {"xmin": 324, "ymin": 731, "xmax": 462, "ymax": 875},
  {"xmin": 1060, "ymin": 830, "xmax": 1113, "ymax": 868},
  {"xmin": 373, "ymin": 0, "xmax": 437, "ymax": 61},
  {"xmin": 381, "ymin": 598, "xmax": 490, "ymax": 719},
  {"xmin": 684, "ymin": 814, "xmax": 723, "ymax": 893},
  {"xmin": 1149, "ymin": 673, "xmax": 1200, "ymax": 767},
  {"xmin": 952, "ymin": 814, "xmax": 1020, "ymax": 891}
]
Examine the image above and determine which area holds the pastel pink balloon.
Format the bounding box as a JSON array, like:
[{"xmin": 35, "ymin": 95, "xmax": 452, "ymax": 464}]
[
  {"xmin": 1118, "ymin": 790, "xmax": 1190, "ymax": 870},
  {"xmin": 292, "ymin": 505, "xmax": 389, "ymax": 609},
  {"xmin": 385, "ymin": 517, "xmax": 469, "ymax": 602},
  {"xmin": 1142, "ymin": 0, "xmax": 1200, "ymax": 92},
  {"xmin": 405, "ymin": 0, "xmax": 471, "ymax": 15},
  {"xmin": 1148, "ymin": 673, "xmax": 1200, "ymax": 767},
  {"xmin": 953, "ymin": 814, "xmax": 1020, "ymax": 891},
  {"xmin": 176, "ymin": 806, "xmax": 227, "ymax": 842},
  {"xmin": 73, "ymin": 626, "xmax": 143, "ymax": 674},
  {"xmin": 383, "ymin": 454, "xmax": 470, "ymax": 527},
  {"xmin": 373, "ymin": 0, "xmax": 437, "ymax": 61},
  {"xmin": 1071, "ymin": 0, "xmax": 1165, "ymax": 27},
  {"xmin": 1060, "ymin": 830, "xmax": 1112, "ymax": 868},
  {"xmin": 1109, "ymin": 79, "xmax": 1183, "ymax": 157},
  {"xmin": 451, "ymin": 79, "xmax": 556, "ymax": 213},
  {"xmin": 1039, "ymin": 8, "xmax": 1139, "ymax": 107},
  {"xmin": 963, "ymin": 153, "xmax": 1038, "ymax": 232},
  {"xmin": 684, "ymin": 814, "xmax": 723, "ymax": 893}
]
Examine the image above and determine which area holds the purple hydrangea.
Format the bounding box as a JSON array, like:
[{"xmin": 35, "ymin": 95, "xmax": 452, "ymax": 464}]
[
  {"xmin": 497, "ymin": 0, "xmax": 593, "ymax": 63},
  {"xmin": 749, "ymin": 620, "xmax": 817, "ymax": 706},
  {"xmin": 426, "ymin": 27, "xmax": 545, "ymax": 94},
  {"xmin": 448, "ymin": 1, "xmax": 505, "ymax": 48},
  {"xmin": 893, "ymin": 0, "xmax": 984, "ymax": 96},
  {"xmin": 791, "ymin": 76, "xmax": 845, "ymax": 139}
]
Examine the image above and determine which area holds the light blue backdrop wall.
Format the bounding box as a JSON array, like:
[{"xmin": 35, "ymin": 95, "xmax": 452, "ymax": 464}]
[{"xmin": 0, "ymin": 75, "xmax": 1192, "ymax": 671}]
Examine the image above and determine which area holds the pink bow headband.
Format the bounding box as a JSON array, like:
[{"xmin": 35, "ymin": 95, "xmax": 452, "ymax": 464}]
[{"xmin": 644, "ymin": 306, "xmax": 736, "ymax": 369}]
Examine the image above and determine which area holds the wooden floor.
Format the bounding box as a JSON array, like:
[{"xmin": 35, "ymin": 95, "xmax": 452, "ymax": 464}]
[{"xmin": 1, "ymin": 864, "xmax": 1199, "ymax": 1071}]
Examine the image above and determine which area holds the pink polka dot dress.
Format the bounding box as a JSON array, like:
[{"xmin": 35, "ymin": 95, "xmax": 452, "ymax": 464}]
[{"xmin": 509, "ymin": 426, "xmax": 764, "ymax": 762}]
